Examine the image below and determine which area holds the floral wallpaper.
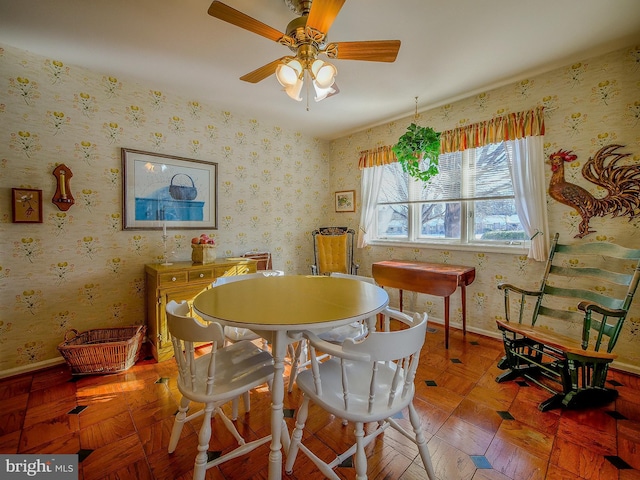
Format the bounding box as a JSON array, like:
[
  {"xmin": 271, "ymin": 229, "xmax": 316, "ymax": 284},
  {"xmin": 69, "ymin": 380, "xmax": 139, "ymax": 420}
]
[
  {"xmin": 329, "ymin": 44, "xmax": 640, "ymax": 372},
  {"xmin": 0, "ymin": 43, "xmax": 330, "ymax": 375},
  {"xmin": 1, "ymin": 42, "xmax": 639, "ymax": 376}
]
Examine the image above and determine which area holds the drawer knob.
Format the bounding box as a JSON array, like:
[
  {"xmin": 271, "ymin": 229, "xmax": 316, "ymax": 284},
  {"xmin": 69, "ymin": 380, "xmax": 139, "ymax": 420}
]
[
  {"xmin": 171, "ymin": 277, "xmax": 177, "ymax": 282},
  {"xmin": 199, "ymin": 273, "xmax": 204, "ymax": 278}
]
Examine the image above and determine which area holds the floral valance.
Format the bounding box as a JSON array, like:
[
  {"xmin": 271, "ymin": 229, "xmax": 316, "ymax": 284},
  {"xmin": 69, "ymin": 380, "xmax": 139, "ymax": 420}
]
[
  {"xmin": 440, "ymin": 106, "xmax": 545, "ymax": 154},
  {"xmin": 358, "ymin": 106, "xmax": 544, "ymax": 169},
  {"xmin": 358, "ymin": 145, "xmax": 396, "ymax": 169}
]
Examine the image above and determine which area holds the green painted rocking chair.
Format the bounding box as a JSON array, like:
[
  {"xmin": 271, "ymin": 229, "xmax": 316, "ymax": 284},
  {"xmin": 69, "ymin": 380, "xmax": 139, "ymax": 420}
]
[{"xmin": 495, "ymin": 233, "xmax": 640, "ymax": 411}]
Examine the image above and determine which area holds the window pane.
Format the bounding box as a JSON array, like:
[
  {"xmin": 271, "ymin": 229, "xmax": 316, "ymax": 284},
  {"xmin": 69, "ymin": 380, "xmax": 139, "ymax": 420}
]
[
  {"xmin": 473, "ymin": 199, "xmax": 526, "ymax": 241},
  {"xmin": 378, "ymin": 204, "xmax": 408, "ymax": 238},
  {"xmin": 473, "ymin": 143, "xmax": 514, "ymax": 198},
  {"xmin": 421, "ymin": 152, "xmax": 461, "ymax": 201},
  {"xmin": 419, "ymin": 202, "xmax": 461, "ymax": 239},
  {"xmin": 379, "ymin": 162, "xmax": 408, "ymax": 203}
]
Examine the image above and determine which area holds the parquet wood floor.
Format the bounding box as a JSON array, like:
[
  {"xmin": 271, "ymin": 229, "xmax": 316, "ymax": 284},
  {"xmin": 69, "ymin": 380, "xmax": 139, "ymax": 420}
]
[{"xmin": 1, "ymin": 325, "xmax": 639, "ymax": 479}]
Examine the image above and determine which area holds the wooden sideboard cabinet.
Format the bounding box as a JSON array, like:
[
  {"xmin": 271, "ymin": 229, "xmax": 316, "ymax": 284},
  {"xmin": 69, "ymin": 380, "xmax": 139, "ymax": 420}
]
[{"xmin": 145, "ymin": 259, "xmax": 257, "ymax": 362}]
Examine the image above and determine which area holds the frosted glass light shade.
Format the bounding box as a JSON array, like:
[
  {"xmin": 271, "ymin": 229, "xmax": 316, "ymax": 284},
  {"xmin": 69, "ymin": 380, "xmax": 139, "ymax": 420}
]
[
  {"xmin": 285, "ymin": 78, "xmax": 303, "ymax": 101},
  {"xmin": 276, "ymin": 57, "xmax": 336, "ymax": 102},
  {"xmin": 276, "ymin": 59, "xmax": 303, "ymax": 87},
  {"xmin": 313, "ymin": 83, "xmax": 336, "ymax": 102},
  {"xmin": 310, "ymin": 59, "xmax": 337, "ymax": 89}
]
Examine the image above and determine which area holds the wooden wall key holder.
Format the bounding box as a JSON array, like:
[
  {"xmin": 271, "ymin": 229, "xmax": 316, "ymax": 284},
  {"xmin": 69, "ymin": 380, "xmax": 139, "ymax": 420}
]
[{"xmin": 52, "ymin": 163, "xmax": 75, "ymax": 211}]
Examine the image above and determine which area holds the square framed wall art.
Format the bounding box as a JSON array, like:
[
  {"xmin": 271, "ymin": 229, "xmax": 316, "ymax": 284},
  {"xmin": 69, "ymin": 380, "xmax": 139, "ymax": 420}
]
[
  {"xmin": 122, "ymin": 148, "xmax": 218, "ymax": 230},
  {"xmin": 335, "ymin": 190, "xmax": 356, "ymax": 213},
  {"xmin": 12, "ymin": 188, "xmax": 43, "ymax": 223}
]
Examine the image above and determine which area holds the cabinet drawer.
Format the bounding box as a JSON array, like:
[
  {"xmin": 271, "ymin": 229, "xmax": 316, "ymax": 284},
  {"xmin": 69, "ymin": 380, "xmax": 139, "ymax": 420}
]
[
  {"xmin": 189, "ymin": 269, "xmax": 214, "ymax": 282},
  {"xmin": 159, "ymin": 272, "xmax": 188, "ymax": 285}
]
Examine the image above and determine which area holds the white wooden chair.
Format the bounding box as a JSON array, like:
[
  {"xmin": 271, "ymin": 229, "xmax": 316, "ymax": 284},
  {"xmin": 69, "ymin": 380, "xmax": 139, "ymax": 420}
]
[
  {"xmin": 165, "ymin": 300, "xmax": 275, "ymax": 480},
  {"xmin": 286, "ymin": 273, "xmax": 377, "ymax": 394},
  {"xmin": 285, "ymin": 308, "xmax": 436, "ymax": 480}
]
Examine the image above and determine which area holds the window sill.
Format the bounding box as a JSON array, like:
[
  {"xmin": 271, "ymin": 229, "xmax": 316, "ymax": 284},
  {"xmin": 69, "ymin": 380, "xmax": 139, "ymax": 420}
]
[{"xmin": 367, "ymin": 239, "xmax": 530, "ymax": 255}]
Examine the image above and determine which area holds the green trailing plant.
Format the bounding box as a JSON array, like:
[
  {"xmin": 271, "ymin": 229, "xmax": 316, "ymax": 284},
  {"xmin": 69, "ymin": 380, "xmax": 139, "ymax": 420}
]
[{"xmin": 392, "ymin": 123, "xmax": 441, "ymax": 182}]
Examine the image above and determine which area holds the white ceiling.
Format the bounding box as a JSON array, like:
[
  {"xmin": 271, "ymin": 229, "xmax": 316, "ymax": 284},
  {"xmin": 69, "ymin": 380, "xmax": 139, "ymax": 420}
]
[{"xmin": 2, "ymin": 0, "xmax": 640, "ymax": 140}]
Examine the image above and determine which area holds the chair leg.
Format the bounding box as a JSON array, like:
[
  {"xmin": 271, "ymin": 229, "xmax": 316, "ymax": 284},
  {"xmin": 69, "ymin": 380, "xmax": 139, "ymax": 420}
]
[
  {"xmin": 281, "ymin": 417, "xmax": 291, "ymax": 453},
  {"xmin": 194, "ymin": 404, "xmax": 215, "ymax": 480},
  {"xmin": 497, "ymin": 355, "xmax": 510, "ymax": 370},
  {"xmin": 408, "ymin": 402, "xmax": 436, "ymax": 479},
  {"xmin": 242, "ymin": 391, "xmax": 250, "ymax": 413},
  {"xmin": 231, "ymin": 390, "xmax": 252, "ymax": 420},
  {"xmin": 285, "ymin": 395, "xmax": 309, "ymax": 474},
  {"xmin": 354, "ymin": 421, "xmax": 367, "ymax": 480},
  {"xmin": 288, "ymin": 341, "xmax": 304, "ymax": 393},
  {"xmin": 168, "ymin": 396, "xmax": 190, "ymax": 453},
  {"xmin": 231, "ymin": 397, "xmax": 239, "ymax": 420}
]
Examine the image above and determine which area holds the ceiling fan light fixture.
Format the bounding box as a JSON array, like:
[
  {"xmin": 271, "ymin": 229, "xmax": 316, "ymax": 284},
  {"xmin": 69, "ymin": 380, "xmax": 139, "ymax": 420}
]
[
  {"xmin": 208, "ymin": 1, "xmax": 402, "ymax": 104},
  {"xmin": 276, "ymin": 59, "xmax": 303, "ymax": 87},
  {"xmin": 276, "ymin": 56, "xmax": 336, "ymax": 102},
  {"xmin": 284, "ymin": 77, "xmax": 304, "ymax": 101},
  {"xmin": 310, "ymin": 59, "xmax": 337, "ymax": 89},
  {"xmin": 312, "ymin": 82, "xmax": 336, "ymax": 102}
]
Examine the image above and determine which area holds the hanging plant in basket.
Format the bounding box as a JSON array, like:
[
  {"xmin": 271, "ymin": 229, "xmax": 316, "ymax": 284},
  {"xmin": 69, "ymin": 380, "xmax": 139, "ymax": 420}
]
[
  {"xmin": 392, "ymin": 98, "xmax": 441, "ymax": 183},
  {"xmin": 392, "ymin": 122, "xmax": 441, "ymax": 182}
]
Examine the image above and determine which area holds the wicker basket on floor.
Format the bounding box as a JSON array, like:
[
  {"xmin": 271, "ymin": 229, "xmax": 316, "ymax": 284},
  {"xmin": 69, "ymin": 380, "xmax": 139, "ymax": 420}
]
[{"xmin": 57, "ymin": 325, "xmax": 146, "ymax": 375}]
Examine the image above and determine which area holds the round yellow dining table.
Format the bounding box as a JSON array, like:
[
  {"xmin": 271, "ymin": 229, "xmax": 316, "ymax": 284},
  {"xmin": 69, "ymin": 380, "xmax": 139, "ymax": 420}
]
[{"xmin": 192, "ymin": 274, "xmax": 389, "ymax": 480}]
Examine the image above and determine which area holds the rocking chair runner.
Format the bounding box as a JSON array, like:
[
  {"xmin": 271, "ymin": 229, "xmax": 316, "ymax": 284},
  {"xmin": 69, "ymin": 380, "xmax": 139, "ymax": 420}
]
[{"xmin": 495, "ymin": 233, "xmax": 640, "ymax": 411}]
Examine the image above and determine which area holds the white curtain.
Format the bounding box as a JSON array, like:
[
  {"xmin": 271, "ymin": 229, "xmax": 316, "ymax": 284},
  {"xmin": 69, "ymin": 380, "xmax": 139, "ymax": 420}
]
[
  {"xmin": 505, "ymin": 135, "xmax": 550, "ymax": 261},
  {"xmin": 357, "ymin": 165, "xmax": 385, "ymax": 248}
]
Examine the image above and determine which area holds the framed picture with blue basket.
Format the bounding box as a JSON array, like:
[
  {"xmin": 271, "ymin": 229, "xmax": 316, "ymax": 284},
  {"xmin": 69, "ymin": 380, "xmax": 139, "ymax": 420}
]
[{"xmin": 121, "ymin": 148, "xmax": 218, "ymax": 230}]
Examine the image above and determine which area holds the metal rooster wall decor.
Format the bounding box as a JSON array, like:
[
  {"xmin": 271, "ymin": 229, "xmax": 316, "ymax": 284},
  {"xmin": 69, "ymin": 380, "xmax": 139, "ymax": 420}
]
[{"xmin": 548, "ymin": 144, "xmax": 640, "ymax": 238}]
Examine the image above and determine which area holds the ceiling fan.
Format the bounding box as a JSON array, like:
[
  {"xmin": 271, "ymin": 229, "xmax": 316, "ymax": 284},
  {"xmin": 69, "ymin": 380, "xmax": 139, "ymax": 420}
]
[{"xmin": 207, "ymin": 0, "xmax": 401, "ymax": 102}]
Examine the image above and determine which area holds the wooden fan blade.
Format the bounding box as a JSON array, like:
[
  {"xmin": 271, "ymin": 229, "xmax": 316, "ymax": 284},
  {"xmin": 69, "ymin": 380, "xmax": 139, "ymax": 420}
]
[
  {"xmin": 240, "ymin": 57, "xmax": 290, "ymax": 83},
  {"xmin": 306, "ymin": 0, "xmax": 346, "ymax": 36},
  {"xmin": 208, "ymin": 1, "xmax": 286, "ymax": 42},
  {"xmin": 329, "ymin": 40, "xmax": 401, "ymax": 62}
]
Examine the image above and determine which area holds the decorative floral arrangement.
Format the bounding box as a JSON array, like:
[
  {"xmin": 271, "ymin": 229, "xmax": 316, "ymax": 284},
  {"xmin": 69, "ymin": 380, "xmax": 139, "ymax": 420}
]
[{"xmin": 191, "ymin": 233, "xmax": 215, "ymax": 245}]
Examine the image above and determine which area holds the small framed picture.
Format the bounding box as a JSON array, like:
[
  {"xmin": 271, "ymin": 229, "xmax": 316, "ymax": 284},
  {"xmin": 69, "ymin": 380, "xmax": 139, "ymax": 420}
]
[
  {"xmin": 12, "ymin": 188, "xmax": 43, "ymax": 223},
  {"xmin": 335, "ymin": 190, "xmax": 356, "ymax": 213}
]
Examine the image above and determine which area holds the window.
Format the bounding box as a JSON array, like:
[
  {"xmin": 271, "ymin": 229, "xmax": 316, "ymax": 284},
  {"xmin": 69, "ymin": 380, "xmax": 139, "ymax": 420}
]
[{"xmin": 375, "ymin": 142, "xmax": 528, "ymax": 247}]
